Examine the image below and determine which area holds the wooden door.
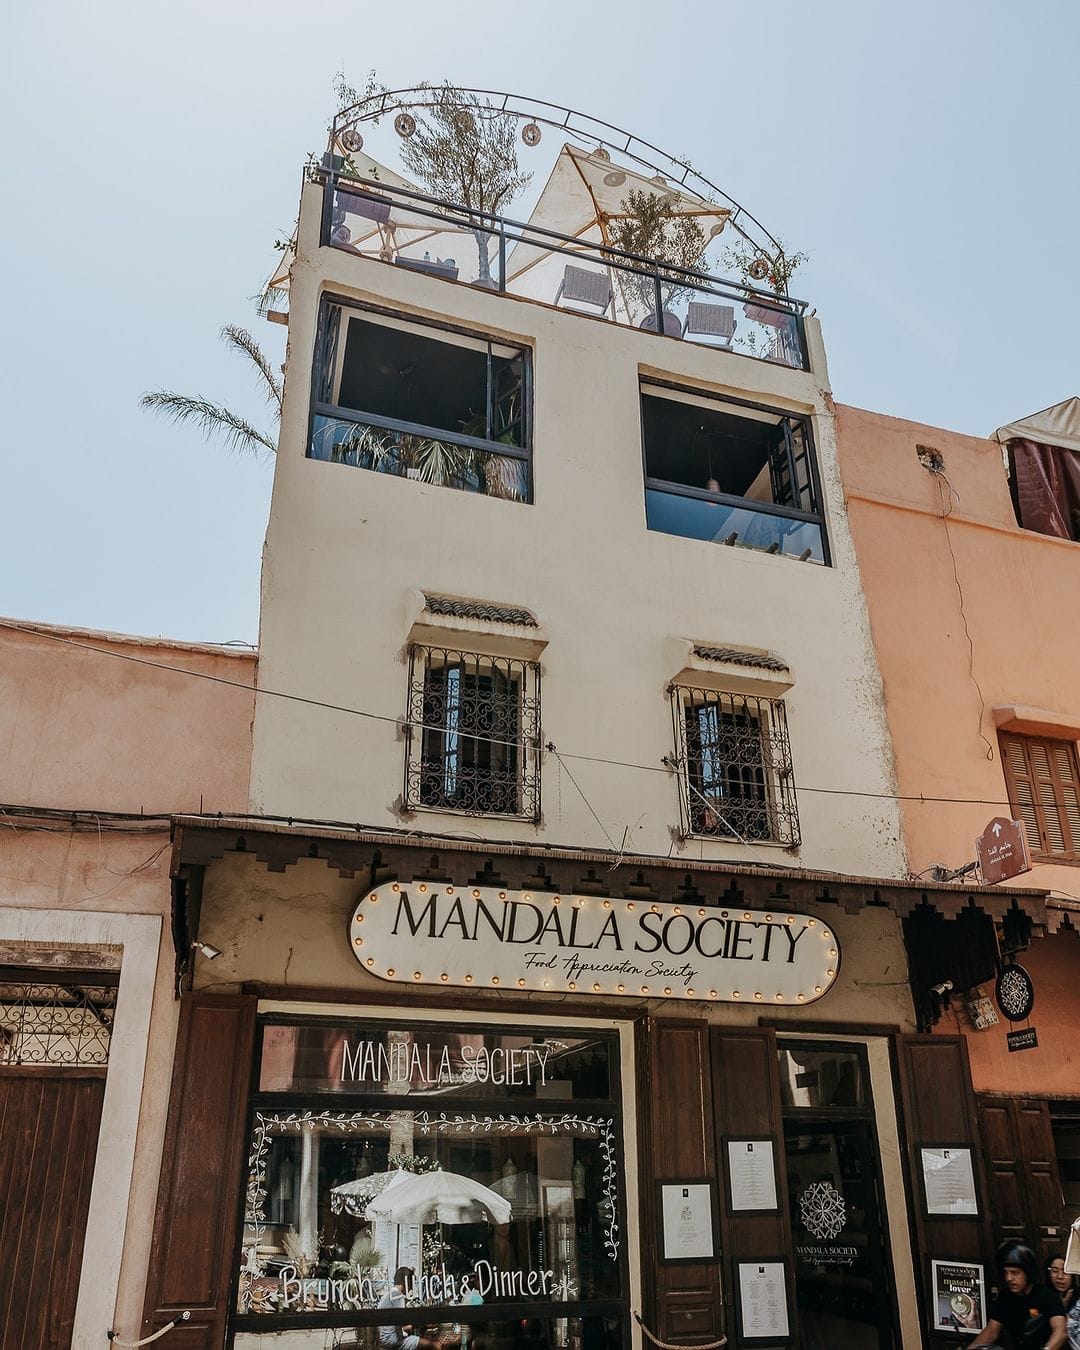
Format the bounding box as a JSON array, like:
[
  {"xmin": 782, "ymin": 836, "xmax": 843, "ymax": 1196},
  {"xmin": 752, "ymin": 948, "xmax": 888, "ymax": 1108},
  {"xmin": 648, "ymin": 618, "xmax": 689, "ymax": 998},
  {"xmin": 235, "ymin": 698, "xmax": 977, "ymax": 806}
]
[
  {"xmin": 711, "ymin": 1026, "xmax": 795, "ymax": 1346},
  {"xmin": 895, "ymin": 1035, "xmax": 993, "ymax": 1349},
  {"xmin": 977, "ymin": 1095, "xmax": 1066, "ymax": 1266},
  {"xmin": 637, "ymin": 1019, "xmax": 725, "ymax": 1346},
  {"xmin": 141, "ymin": 993, "xmax": 257, "ymax": 1350},
  {"xmin": 0, "ymin": 1068, "xmax": 105, "ymax": 1350}
]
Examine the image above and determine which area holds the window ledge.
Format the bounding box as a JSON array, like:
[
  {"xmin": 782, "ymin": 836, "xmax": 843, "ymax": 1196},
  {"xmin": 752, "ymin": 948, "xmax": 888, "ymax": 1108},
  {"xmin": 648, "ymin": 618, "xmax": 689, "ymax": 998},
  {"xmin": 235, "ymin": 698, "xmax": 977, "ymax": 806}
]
[
  {"xmin": 406, "ymin": 589, "xmax": 548, "ymax": 660},
  {"xmin": 669, "ymin": 638, "xmax": 794, "ymax": 695},
  {"xmin": 992, "ymin": 704, "xmax": 1080, "ymax": 741}
]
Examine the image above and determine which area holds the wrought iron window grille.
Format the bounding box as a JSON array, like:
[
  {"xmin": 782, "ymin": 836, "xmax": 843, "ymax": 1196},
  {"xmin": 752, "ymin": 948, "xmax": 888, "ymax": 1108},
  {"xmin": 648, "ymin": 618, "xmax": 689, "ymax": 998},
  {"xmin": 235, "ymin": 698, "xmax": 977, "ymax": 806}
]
[
  {"xmin": 669, "ymin": 686, "xmax": 800, "ymax": 846},
  {"xmin": 0, "ymin": 976, "xmax": 115, "ymax": 1067},
  {"xmin": 404, "ymin": 645, "xmax": 541, "ymax": 821}
]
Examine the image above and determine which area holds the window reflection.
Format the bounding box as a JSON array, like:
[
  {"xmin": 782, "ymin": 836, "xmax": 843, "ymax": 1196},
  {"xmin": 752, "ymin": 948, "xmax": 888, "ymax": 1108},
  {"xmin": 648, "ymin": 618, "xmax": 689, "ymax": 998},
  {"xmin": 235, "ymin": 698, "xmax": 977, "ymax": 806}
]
[
  {"xmin": 777, "ymin": 1046, "xmax": 867, "ymax": 1110},
  {"xmin": 259, "ymin": 1026, "xmax": 613, "ymax": 1101}
]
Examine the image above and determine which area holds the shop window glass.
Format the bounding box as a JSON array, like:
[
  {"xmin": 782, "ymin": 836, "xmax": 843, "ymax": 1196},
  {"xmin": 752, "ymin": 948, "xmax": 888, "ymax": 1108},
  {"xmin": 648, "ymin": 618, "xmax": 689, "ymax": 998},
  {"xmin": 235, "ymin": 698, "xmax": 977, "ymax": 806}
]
[
  {"xmin": 777, "ymin": 1046, "xmax": 868, "ymax": 1110},
  {"xmin": 237, "ymin": 1020, "xmax": 627, "ymax": 1347}
]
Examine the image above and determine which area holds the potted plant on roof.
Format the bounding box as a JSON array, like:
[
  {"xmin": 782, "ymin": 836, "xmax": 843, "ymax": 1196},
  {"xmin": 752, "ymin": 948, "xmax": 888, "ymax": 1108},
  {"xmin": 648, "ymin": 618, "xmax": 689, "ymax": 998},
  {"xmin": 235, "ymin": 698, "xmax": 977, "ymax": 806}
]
[
  {"xmin": 395, "ymin": 82, "xmax": 532, "ymax": 289},
  {"xmin": 606, "ymin": 188, "xmax": 708, "ymax": 336}
]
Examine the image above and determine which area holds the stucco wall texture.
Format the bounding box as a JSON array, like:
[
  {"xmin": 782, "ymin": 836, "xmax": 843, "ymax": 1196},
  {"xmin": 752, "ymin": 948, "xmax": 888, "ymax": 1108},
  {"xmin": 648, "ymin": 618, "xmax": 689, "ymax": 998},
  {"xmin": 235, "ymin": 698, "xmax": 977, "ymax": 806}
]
[
  {"xmin": 835, "ymin": 404, "xmax": 1080, "ymax": 1094},
  {"xmin": 249, "ymin": 184, "xmax": 906, "ymax": 882}
]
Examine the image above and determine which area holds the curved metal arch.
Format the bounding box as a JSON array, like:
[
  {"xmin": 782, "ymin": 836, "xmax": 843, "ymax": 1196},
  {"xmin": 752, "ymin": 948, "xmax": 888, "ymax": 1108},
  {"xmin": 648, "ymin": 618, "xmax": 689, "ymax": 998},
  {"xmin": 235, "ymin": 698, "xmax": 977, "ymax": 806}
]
[{"xmin": 331, "ymin": 86, "xmax": 786, "ymax": 266}]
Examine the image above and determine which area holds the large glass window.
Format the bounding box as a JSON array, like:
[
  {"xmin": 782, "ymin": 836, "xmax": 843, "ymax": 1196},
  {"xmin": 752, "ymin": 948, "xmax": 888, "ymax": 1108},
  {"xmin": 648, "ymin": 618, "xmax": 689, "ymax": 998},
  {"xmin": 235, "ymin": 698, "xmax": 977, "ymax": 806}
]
[
  {"xmin": 641, "ymin": 383, "xmax": 827, "ymax": 564},
  {"xmin": 235, "ymin": 1020, "xmax": 627, "ymax": 1350},
  {"xmin": 309, "ymin": 300, "xmax": 531, "ymax": 503}
]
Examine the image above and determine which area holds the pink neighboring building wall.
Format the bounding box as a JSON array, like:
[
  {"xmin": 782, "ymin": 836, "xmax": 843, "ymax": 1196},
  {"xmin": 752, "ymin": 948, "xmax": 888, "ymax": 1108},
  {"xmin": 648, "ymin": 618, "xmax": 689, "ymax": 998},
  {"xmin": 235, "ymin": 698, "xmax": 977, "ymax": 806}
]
[{"xmin": 836, "ymin": 405, "xmax": 1080, "ymax": 1097}]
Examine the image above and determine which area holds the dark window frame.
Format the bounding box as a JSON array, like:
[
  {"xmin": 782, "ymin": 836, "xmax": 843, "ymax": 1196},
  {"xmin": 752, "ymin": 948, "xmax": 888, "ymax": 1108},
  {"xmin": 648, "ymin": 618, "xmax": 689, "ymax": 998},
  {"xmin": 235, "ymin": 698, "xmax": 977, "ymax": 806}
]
[
  {"xmin": 639, "ymin": 378, "xmax": 830, "ymax": 565},
  {"xmin": 308, "ymin": 294, "xmax": 534, "ymax": 503},
  {"xmin": 1000, "ymin": 730, "xmax": 1080, "ymax": 863},
  {"xmin": 669, "ymin": 684, "xmax": 800, "ymax": 846},
  {"xmin": 404, "ymin": 645, "xmax": 542, "ymax": 822},
  {"xmin": 230, "ymin": 1014, "xmax": 631, "ymax": 1342}
]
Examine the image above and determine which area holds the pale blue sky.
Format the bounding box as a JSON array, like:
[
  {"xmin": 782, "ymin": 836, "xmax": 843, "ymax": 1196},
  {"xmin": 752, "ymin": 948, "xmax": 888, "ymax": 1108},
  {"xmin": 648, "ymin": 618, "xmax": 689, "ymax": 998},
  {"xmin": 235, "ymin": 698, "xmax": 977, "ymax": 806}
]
[{"xmin": 3, "ymin": 1, "xmax": 1078, "ymax": 643}]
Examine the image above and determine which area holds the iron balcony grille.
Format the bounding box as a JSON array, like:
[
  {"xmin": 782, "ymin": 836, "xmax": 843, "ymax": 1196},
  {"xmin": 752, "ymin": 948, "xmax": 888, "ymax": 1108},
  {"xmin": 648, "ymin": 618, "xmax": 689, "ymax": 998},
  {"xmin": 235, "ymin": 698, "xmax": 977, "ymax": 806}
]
[
  {"xmin": 670, "ymin": 686, "xmax": 800, "ymax": 846},
  {"xmin": 0, "ymin": 979, "xmax": 115, "ymax": 1067},
  {"xmin": 404, "ymin": 646, "xmax": 541, "ymax": 821}
]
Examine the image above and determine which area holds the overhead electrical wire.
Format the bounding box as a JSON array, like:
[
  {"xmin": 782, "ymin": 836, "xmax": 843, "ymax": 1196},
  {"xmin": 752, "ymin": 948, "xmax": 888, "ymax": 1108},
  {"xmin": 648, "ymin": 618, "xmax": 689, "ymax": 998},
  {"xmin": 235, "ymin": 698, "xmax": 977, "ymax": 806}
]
[{"xmin": 0, "ymin": 617, "xmax": 1017, "ymax": 812}]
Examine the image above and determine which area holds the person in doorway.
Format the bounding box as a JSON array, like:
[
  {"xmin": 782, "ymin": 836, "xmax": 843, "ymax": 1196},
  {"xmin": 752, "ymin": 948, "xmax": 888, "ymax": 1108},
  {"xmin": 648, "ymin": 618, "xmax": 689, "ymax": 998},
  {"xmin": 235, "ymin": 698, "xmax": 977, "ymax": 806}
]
[
  {"xmin": 378, "ymin": 1267, "xmax": 462, "ymax": 1350},
  {"xmin": 969, "ymin": 1244, "xmax": 1066, "ymax": 1350}
]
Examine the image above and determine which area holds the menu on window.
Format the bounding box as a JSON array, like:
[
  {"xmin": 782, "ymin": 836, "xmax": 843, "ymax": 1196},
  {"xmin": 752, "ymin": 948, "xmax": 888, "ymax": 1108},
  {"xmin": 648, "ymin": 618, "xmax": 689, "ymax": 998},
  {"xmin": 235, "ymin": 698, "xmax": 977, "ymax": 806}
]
[
  {"xmin": 738, "ymin": 1262, "xmax": 789, "ymax": 1339},
  {"xmin": 660, "ymin": 1183, "xmax": 715, "ymax": 1261},
  {"xmin": 727, "ymin": 1140, "xmax": 778, "ymax": 1212}
]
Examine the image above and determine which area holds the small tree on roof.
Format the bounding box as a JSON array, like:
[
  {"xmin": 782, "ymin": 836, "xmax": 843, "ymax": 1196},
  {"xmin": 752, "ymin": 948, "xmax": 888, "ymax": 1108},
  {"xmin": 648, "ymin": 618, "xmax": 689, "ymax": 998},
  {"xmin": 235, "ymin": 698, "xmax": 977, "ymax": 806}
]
[{"xmin": 397, "ymin": 83, "xmax": 532, "ymax": 285}]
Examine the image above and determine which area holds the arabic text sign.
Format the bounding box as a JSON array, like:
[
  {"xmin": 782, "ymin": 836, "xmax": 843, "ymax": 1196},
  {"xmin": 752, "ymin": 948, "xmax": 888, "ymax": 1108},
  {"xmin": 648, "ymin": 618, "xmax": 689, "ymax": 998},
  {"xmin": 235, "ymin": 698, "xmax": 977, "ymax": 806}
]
[{"xmin": 349, "ymin": 885, "xmax": 840, "ymax": 1004}]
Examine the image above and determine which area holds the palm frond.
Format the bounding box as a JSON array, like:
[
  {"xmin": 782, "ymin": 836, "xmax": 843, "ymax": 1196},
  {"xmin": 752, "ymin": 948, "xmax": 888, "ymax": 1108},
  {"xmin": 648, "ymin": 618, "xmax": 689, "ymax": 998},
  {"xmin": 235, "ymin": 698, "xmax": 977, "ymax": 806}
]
[
  {"xmin": 139, "ymin": 390, "xmax": 278, "ymax": 457},
  {"xmin": 220, "ymin": 325, "xmax": 283, "ymax": 414}
]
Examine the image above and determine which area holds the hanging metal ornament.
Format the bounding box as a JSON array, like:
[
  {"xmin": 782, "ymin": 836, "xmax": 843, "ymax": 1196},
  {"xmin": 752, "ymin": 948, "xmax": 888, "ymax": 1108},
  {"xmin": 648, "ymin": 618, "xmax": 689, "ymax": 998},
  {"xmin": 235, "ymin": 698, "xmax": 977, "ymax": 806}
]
[
  {"xmin": 995, "ymin": 963, "xmax": 1035, "ymax": 1022},
  {"xmin": 521, "ymin": 122, "xmax": 542, "ymax": 147},
  {"xmin": 394, "ymin": 112, "xmax": 417, "ymax": 139},
  {"xmin": 592, "ymin": 146, "xmax": 611, "ymax": 162},
  {"xmin": 604, "ymin": 171, "xmax": 627, "ymax": 188},
  {"xmin": 340, "ymin": 127, "xmax": 364, "ymax": 154},
  {"xmin": 332, "ymin": 225, "xmax": 352, "ymax": 246},
  {"xmin": 748, "ymin": 255, "xmax": 771, "ymax": 281},
  {"xmin": 709, "ymin": 221, "xmax": 727, "ymax": 239}
]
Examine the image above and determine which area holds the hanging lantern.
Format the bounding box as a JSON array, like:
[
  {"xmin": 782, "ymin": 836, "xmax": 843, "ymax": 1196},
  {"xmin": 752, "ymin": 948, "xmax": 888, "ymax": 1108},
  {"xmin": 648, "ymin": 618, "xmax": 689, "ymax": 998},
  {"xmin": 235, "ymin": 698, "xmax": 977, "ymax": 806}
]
[
  {"xmin": 521, "ymin": 121, "xmax": 542, "ymax": 147},
  {"xmin": 394, "ymin": 112, "xmax": 417, "ymax": 139},
  {"xmin": 332, "ymin": 225, "xmax": 352, "ymax": 246},
  {"xmin": 592, "ymin": 146, "xmax": 611, "ymax": 162},
  {"xmin": 340, "ymin": 127, "xmax": 363, "ymax": 154},
  {"xmin": 749, "ymin": 255, "xmax": 770, "ymax": 281},
  {"xmin": 604, "ymin": 171, "xmax": 627, "ymax": 188}
]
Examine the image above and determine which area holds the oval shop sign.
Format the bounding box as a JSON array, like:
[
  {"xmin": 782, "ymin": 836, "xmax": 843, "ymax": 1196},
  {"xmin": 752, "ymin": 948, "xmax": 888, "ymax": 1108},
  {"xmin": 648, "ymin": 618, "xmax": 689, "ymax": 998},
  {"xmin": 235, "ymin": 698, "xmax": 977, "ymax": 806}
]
[{"xmin": 348, "ymin": 884, "xmax": 840, "ymax": 1005}]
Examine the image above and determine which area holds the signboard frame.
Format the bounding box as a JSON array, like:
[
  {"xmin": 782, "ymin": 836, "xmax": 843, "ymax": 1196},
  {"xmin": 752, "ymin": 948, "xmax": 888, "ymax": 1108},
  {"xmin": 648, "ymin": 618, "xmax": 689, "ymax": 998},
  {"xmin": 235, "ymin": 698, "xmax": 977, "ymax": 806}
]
[
  {"xmin": 723, "ymin": 1137, "xmax": 780, "ymax": 1216},
  {"xmin": 930, "ymin": 1258, "xmax": 987, "ymax": 1334},
  {"xmin": 657, "ymin": 1178, "xmax": 719, "ymax": 1264},
  {"xmin": 919, "ymin": 1145, "xmax": 980, "ymax": 1219},
  {"xmin": 735, "ymin": 1258, "xmax": 792, "ymax": 1343}
]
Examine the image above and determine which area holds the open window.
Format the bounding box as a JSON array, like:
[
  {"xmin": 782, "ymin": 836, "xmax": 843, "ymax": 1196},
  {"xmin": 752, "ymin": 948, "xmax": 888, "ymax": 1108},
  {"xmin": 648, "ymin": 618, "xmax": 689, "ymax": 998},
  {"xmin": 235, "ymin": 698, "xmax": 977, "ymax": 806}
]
[
  {"xmin": 309, "ymin": 298, "xmax": 531, "ymax": 503},
  {"xmin": 641, "ymin": 383, "xmax": 827, "ymax": 563}
]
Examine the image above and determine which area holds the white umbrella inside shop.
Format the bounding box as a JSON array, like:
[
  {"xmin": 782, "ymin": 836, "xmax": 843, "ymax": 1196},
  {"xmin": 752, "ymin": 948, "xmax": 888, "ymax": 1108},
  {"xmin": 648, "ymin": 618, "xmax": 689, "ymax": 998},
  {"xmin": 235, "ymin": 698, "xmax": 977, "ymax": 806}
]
[
  {"xmin": 330, "ymin": 1168, "xmax": 411, "ymax": 1219},
  {"xmin": 364, "ymin": 1169, "xmax": 512, "ymax": 1226}
]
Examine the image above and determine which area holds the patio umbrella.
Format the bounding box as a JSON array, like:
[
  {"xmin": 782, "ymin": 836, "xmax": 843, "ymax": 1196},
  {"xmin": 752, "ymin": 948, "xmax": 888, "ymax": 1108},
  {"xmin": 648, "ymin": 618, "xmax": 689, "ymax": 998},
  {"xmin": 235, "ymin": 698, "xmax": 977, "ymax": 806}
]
[
  {"xmin": 364, "ymin": 1169, "xmax": 512, "ymax": 1226},
  {"xmin": 330, "ymin": 1168, "xmax": 410, "ymax": 1219}
]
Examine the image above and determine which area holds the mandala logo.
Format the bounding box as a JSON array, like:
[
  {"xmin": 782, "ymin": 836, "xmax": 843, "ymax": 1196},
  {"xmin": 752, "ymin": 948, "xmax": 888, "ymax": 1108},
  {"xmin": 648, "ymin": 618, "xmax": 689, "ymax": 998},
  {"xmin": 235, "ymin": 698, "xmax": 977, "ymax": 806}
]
[
  {"xmin": 995, "ymin": 964, "xmax": 1034, "ymax": 1022},
  {"xmin": 799, "ymin": 1180, "xmax": 847, "ymax": 1240}
]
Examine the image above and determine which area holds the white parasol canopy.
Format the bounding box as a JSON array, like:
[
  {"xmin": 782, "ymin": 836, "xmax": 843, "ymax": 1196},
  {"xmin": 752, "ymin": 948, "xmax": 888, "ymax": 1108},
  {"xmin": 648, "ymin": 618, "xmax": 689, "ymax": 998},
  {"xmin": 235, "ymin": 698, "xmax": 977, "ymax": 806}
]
[
  {"xmin": 991, "ymin": 397, "xmax": 1080, "ymax": 455},
  {"xmin": 364, "ymin": 1169, "xmax": 512, "ymax": 1226},
  {"xmin": 330, "ymin": 1168, "xmax": 409, "ymax": 1218}
]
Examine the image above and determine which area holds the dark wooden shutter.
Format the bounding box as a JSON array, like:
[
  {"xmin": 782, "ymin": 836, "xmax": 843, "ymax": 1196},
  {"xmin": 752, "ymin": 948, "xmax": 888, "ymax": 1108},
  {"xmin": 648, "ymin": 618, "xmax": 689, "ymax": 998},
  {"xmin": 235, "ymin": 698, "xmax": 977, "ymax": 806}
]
[
  {"xmin": 896, "ymin": 1034, "xmax": 992, "ymax": 1347},
  {"xmin": 977, "ymin": 1095, "xmax": 1066, "ymax": 1268},
  {"xmin": 141, "ymin": 993, "xmax": 257, "ymax": 1349},
  {"xmin": 1000, "ymin": 732, "xmax": 1080, "ymax": 860},
  {"xmin": 710, "ymin": 1026, "xmax": 794, "ymax": 1346},
  {"xmin": 0, "ymin": 1070, "xmax": 105, "ymax": 1350},
  {"xmin": 638, "ymin": 1019, "xmax": 724, "ymax": 1344}
]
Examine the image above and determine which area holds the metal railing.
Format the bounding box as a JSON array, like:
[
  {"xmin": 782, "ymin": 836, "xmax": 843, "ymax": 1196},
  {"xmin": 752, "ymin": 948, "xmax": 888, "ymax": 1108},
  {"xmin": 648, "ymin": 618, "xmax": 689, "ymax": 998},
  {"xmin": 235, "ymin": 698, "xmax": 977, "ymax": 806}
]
[{"xmin": 320, "ymin": 173, "xmax": 810, "ymax": 372}]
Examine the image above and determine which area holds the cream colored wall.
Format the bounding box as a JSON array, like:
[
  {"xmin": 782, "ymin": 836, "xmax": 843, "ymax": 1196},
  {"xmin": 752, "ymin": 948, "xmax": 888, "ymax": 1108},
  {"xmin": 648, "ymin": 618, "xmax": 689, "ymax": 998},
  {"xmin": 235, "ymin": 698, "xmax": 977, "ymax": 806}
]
[
  {"xmin": 193, "ymin": 852, "xmax": 916, "ymax": 1030},
  {"xmin": 250, "ymin": 185, "xmax": 906, "ymax": 881}
]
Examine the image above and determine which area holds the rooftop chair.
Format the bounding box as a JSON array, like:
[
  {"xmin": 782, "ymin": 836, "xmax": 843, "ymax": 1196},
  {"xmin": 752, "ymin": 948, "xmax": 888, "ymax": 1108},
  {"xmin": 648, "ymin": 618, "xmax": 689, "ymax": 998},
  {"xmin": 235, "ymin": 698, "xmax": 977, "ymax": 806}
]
[
  {"xmin": 554, "ymin": 264, "xmax": 614, "ymax": 316},
  {"xmin": 683, "ymin": 301, "xmax": 737, "ymax": 346}
]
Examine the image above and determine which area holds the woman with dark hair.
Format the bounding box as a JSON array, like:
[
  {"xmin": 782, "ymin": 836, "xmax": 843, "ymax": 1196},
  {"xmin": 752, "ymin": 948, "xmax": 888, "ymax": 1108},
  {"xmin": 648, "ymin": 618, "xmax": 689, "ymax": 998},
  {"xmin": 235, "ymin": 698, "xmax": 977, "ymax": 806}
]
[{"xmin": 969, "ymin": 1244, "xmax": 1067, "ymax": 1350}]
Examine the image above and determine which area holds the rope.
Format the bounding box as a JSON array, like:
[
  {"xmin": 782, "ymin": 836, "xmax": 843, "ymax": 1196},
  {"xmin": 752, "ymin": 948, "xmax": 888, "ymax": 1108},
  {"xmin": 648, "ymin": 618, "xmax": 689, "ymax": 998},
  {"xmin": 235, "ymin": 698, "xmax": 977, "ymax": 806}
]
[
  {"xmin": 108, "ymin": 1312, "xmax": 191, "ymax": 1346},
  {"xmin": 634, "ymin": 1312, "xmax": 727, "ymax": 1350}
]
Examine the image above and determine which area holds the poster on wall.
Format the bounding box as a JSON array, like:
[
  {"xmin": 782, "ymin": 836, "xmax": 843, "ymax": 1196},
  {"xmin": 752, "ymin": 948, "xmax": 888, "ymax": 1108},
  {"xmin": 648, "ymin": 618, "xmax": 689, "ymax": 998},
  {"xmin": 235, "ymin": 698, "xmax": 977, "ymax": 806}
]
[
  {"xmin": 920, "ymin": 1147, "xmax": 979, "ymax": 1216},
  {"xmin": 726, "ymin": 1140, "xmax": 778, "ymax": 1213},
  {"xmin": 737, "ymin": 1262, "xmax": 790, "ymax": 1339},
  {"xmin": 659, "ymin": 1181, "xmax": 716, "ymax": 1262},
  {"xmin": 931, "ymin": 1260, "xmax": 986, "ymax": 1333}
]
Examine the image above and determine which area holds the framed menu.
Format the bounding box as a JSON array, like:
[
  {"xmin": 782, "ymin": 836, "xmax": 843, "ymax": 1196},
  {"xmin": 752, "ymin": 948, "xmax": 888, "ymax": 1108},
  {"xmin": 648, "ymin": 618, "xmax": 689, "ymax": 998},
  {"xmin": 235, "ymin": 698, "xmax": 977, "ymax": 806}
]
[
  {"xmin": 658, "ymin": 1180, "xmax": 717, "ymax": 1262},
  {"xmin": 920, "ymin": 1146, "xmax": 979, "ymax": 1217},
  {"xmin": 725, "ymin": 1138, "xmax": 779, "ymax": 1214},
  {"xmin": 737, "ymin": 1261, "xmax": 790, "ymax": 1340}
]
